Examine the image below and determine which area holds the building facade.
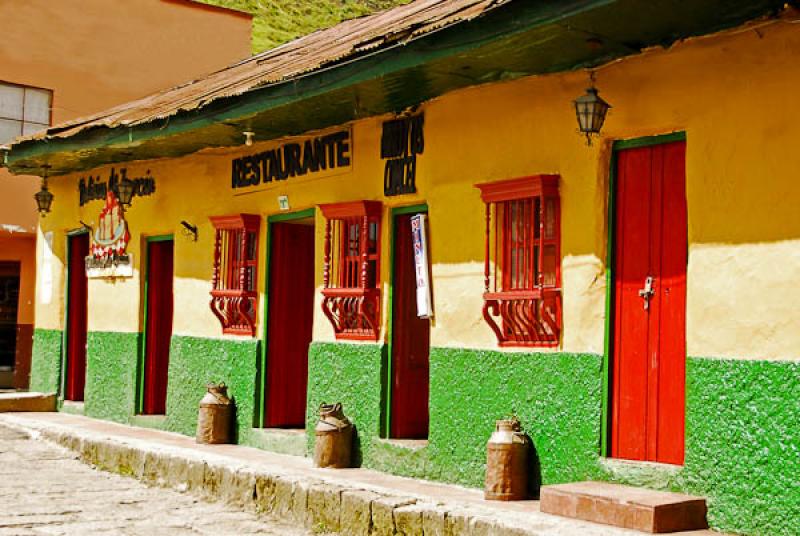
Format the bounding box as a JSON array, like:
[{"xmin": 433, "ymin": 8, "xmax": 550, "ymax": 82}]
[
  {"xmin": 0, "ymin": 0, "xmax": 252, "ymax": 388},
  {"xmin": 6, "ymin": 2, "xmax": 798, "ymax": 535}
]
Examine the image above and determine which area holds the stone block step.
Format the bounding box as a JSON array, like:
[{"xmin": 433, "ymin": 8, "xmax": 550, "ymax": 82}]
[
  {"xmin": 0, "ymin": 392, "xmax": 57, "ymax": 412},
  {"xmin": 540, "ymin": 481, "xmax": 708, "ymax": 533}
]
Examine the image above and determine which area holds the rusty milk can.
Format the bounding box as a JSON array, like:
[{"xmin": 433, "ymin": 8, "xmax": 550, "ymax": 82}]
[
  {"xmin": 196, "ymin": 382, "xmax": 234, "ymax": 444},
  {"xmin": 313, "ymin": 402, "xmax": 353, "ymax": 468},
  {"xmin": 484, "ymin": 418, "xmax": 529, "ymax": 500}
]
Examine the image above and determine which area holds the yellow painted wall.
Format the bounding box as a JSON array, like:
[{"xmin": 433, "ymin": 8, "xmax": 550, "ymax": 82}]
[{"xmin": 35, "ymin": 18, "xmax": 800, "ymax": 361}]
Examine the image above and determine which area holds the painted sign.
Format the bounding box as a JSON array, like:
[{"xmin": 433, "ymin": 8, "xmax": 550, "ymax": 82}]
[
  {"xmin": 79, "ymin": 168, "xmax": 156, "ymax": 206},
  {"xmin": 410, "ymin": 213, "xmax": 432, "ymax": 318},
  {"xmin": 85, "ymin": 191, "xmax": 133, "ymax": 278},
  {"xmin": 231, "ymin": 129, "xmax": 352, "ymax": 190},
  {"xmin": 382, "ymin": 113, "xmax": 424, "ymax": 196}
]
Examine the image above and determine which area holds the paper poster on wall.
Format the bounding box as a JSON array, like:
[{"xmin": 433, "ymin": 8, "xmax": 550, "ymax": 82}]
[
  {"xmin": 410, "ymin": 213, "xmax": 433, "ymax": 318},
  {"xmin": 39, "ymin": 231, "xmax": 53, "ymax": 304}
]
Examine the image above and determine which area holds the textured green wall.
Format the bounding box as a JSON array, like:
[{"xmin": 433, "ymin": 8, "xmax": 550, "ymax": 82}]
[
  {"xmin": 164, "ymin": 335, "xmax": 260, "ymax": 442},
  {"xmin": 29, "ymin": 329, "xmax": 63, "ymax": 394},
  {"xmin": 427, "ymin": 347, "xmax": 603, "ymax": 488},
  {"xmin": 84, "ymin": 331, "xmax": 140, "ymax": 423},
  {"xmin": 681, "ymin": 357, "xmax": 799, "ymax": 536},
  {"xmin": 305, "ymin": 341, "xmax": 386, "ymax": 467},
  {"xmin": 304, "ymin": 343, "xmax": 603, "ymax": 488},
  {"xmin": 599, "ymin": 357, "xmax": 799, "ymax": 536}
]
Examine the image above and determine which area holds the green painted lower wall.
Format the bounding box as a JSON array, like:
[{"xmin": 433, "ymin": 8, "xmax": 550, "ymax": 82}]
[
  {"xmin": 305, "ymin": 341, "xmax": 386, "ymax": 467},
  {"xmin": 164, "ymin": 334, "xmax": 260, "ymax": 442},
  {"xmin": 681, "ymin": 357, "xmax": 799, "ymax": 536},
  {"xmin": 25, "ymin": 330, "xmax": 798, "ymax": 535},
  {"xmin": 304, "ymin": 343, "xmax": 603, "ymax": 489},
  {"xmin": 29, "ymin": 329, "xmax": 62, "ymax": 394},
  {"xmin": 84, "ymin": 331, "xmax": 140, "ymax": 423},
  {"xmin": 427, "ymin": 347, "xmax": 603, "ymax": 488},
  {"xmin": 599, "ymin": 357, "xmax": 799, "ymax": 536}
]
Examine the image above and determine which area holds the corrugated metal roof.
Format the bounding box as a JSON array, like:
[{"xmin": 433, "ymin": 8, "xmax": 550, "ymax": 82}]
[{"xmin": 27, "ymin": 0, "xmax": 508, "ymax": 143}]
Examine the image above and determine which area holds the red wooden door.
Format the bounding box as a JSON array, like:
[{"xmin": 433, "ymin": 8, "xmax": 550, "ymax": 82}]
[
  {"xmin": 65, "ymin": 233, "xmax": 89, "ymax": 401},
  {"xmin": 391, "ymin": 213, "xmax": 430, "ymax": 439},
  {"xmin": 265, "ymin": 222, "xmax": 315, "ymax": 428},
  {"xmin": 143, "ymin": 240, "xmax": 174, "ymax": 415},
  {"xmin": 611, "ymin": 140, "xmax": 687, "ymax": 465}
]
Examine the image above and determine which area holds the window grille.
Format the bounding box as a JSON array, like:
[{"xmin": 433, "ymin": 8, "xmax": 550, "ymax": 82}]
[
  {"xmin": 209, "ymin": 214, "xmax": 260, "ymax": 336},
  {"xmin": 319, "ymin": 201, "xmax": 382, "ymax": 340},
  {"xmin": 475, "ymin": 175, "xmax": 562, "ymax": 347}
]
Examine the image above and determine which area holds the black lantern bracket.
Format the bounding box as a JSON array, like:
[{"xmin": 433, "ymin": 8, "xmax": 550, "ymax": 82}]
[{"xmin": 181, "ymin": 220, "xmax": 198, "ymax": 241}]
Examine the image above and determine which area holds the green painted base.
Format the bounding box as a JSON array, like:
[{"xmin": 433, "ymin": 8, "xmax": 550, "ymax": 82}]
[
  {"xmin": 29, "ymin": 329, "xmax": 62, "ymax": 394},
  {"xmin": 164, "ymin": 335, "xmax": 260, "ymax": 442},
  {"xmin": 85, "ymin": 331, "xmax": 140, "ymax": 423},
  {"xmin": 25, "ymin": 330, "xmax": 798, "ymax": 535}
]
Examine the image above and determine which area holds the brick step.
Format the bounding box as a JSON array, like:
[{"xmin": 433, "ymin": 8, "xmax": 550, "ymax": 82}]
[
  {"xmin": 0, "ymin": 392, "xmax": 57, "ymax": 412},
  {"xmin": 540, "ymin": 481, "xmax": 708, "ymax": 533}
]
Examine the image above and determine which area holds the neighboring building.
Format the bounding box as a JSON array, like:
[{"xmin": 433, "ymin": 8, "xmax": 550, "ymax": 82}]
[
  {"xmin": 0, "ymin": 0, "xmax": 252, "ymax": 389},
  {"xmin": 5, "ymin": 1, "xmax": 799, "ymax": 535}
]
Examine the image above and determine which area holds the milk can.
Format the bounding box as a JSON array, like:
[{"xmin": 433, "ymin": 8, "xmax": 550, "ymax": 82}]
[
  {"xmin": 313, "ymin": 402, "xmax": 353, "ymax": 468},
  {"xmin": 196, "ymin": 382, "xmax": 234, "ymax": 444},
  {"xmin": 484, "ymin": 418, "xmax": 529, "ymax": 500}
]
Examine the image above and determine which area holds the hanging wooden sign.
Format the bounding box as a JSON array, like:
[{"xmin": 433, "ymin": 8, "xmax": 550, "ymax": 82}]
[{"xmin": 85, "ymin": 191, "xmax": 133, "ymax": 278}]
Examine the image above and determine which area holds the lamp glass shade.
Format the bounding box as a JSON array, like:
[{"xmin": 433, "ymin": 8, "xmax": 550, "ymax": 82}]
[
  {"xmin": 574, "ymin": 87, "xmax": 611, "ymax": 135},
  {"xmin": 116, "ymin": 178, "xmax": 135, "ymax": 207},
  {"xmin": 34, "ymin": 185, "xmax": 54, "ymax": 215}
]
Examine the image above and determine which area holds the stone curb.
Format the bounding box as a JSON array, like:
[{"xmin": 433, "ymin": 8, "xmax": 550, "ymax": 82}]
[{"xmin": 0, "ymin": 417, "xmax": 607, "ymax": 536}]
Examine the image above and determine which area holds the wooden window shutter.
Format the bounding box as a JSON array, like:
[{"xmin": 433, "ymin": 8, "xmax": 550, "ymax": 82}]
[
  {"xmin": 475, "ymin": 175, "xmax": 562, "ymax": 347},
  {"xmin": 319, "ymin": 201, "xmax": 382, "ymax": 341},
  {"xmin": 209, "ymin": 213, "xmax": 260, "ymax": 336}
]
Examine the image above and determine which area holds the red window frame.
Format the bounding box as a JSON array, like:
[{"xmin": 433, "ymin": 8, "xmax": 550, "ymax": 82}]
[
  {"xmin": 475, "ymin": 175, "xmax": 562, "ymax": 347},
  {"xmin": 319, "ymin": 201, "xmax": 382, "ymax": 341},
  {"xmin": 209, "ymin": 213, "xmax": 260, "ymax": 336}
]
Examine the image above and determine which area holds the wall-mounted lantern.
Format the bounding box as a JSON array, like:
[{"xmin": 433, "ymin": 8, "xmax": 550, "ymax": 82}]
[
  {"xmin": 116, "ymin": 178, "xmax": 135, "ymax": 208},
  {"xmin": 574, "ymin": 73, "xmax": 611, "ymax": 146},
  {"xmin": 34, "ymin": 164, "xmax": 54, "ymax": 216},
  {"xmin": 181, "ymin": 220, "xmax": 198, "ymax": 241}
]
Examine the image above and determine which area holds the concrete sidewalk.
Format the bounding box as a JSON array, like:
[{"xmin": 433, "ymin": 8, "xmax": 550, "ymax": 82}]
[{"xmin": 0, "ymin": 413, "xmax": 722, "ymax": 536}]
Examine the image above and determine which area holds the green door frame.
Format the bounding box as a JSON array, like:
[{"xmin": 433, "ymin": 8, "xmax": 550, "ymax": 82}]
[
  {"xmin": 256, "ymin": 207, "xmax": 316, "ymax": 428},
  {"xmin": 383, "ymin": 203, "xmax": 429, "ymax": 438},
  {"xmin": 136, "ymin": 234, "xmax": 174, "ymax": 414},
  {"xmin": 60, "ymin": 227, "xmax": 90, "ymax": 402},
  {"xmin": 601, "ymin": 130, "xmax": 687, "ymax": 455}
]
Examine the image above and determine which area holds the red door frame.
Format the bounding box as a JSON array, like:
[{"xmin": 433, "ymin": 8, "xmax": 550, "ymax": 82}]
[
  {"xmin": 604, "ymin": 133, "xmax": 687, "ymax": 465},
  {"xmin": 387, "ymin": 206, "xmax": 430, "ymax": 439},
  {"xmin": 141, "ymin": 237, "xmax": 174, "ymax": 415},
  {"xmin": 63, "ymin": 232, "xmax": 89, "ymax": 401}
]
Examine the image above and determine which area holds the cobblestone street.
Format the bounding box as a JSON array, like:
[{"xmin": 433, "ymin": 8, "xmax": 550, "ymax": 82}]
[{"xmin": 0, "ymin": 425, "xmax": 312, "ymax": 535}]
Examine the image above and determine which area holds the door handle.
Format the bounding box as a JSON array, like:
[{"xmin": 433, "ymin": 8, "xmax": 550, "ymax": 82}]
[{"xmin": 638, "ymin": 276, "xmax": 655, "ymax": 311}]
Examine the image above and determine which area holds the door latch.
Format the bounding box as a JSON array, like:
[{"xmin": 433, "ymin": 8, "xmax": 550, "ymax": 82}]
[{"xmin": 638, "ymin": 276, "xmax": 655, "ymax": 311}]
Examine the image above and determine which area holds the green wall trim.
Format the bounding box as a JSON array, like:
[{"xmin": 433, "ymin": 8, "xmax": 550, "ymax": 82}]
[
  {"xmin": 29, "ymin": 329, "xmax": 62, "ymax": 394},
  {"xmin": 612, "ymin": 131, "xmax": 687, "ymax": 150},
  {"xmin": 165, "ymin": 334, "xmax": 260, "ymax": 442},
  {"xmin": 267, "ymin": 208, "xmax": 315, "ymax": 223},
  {"xmin": 84, "ymin": 331, "xmax": 141, "ymax": 424}
]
